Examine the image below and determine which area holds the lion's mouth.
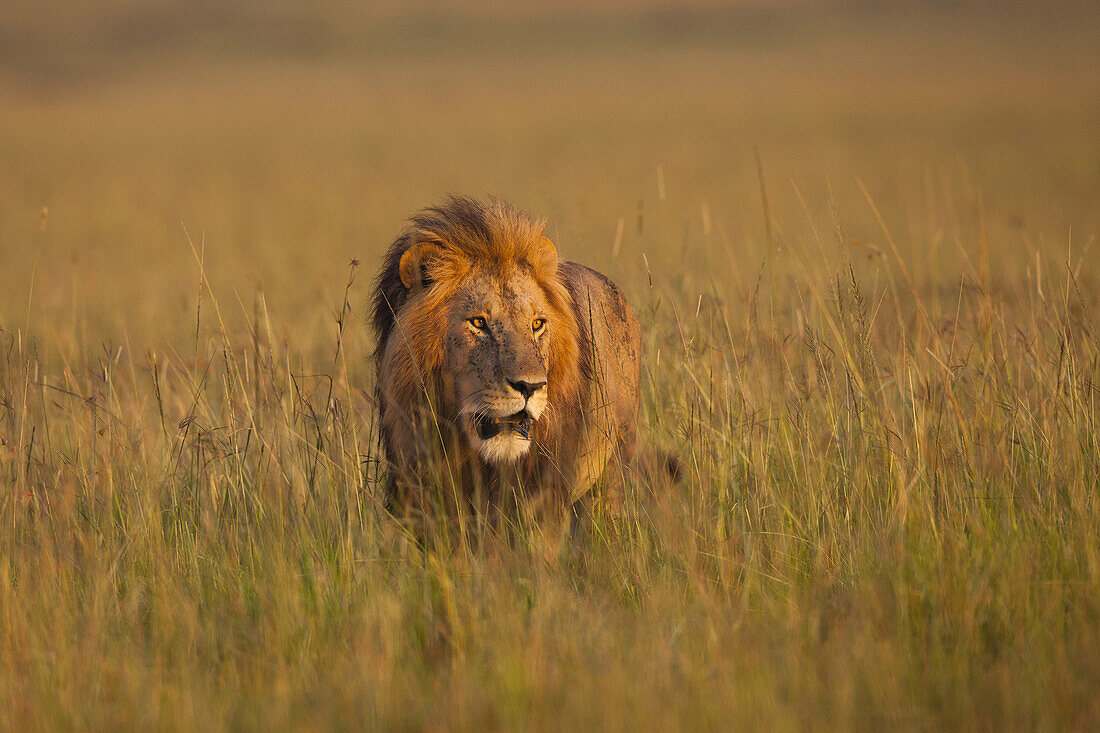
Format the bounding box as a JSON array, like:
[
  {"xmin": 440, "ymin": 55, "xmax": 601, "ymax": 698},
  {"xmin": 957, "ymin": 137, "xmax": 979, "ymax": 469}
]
[{"xmin": 474, "ymin": 410, "xmax": 533, "ymax": 441}]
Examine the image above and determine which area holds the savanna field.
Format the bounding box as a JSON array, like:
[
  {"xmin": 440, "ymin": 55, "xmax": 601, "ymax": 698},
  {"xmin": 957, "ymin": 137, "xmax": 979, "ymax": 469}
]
[{"xmin": 1, "ymin": 2, "xmax": 1099, "ymax": 729}]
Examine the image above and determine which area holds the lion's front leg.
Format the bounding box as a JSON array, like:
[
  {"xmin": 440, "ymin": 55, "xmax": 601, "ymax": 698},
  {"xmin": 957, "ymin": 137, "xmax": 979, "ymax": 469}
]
[{"xmin": 567, "ymin": 415, "xmax": 624, "ymax": 515}]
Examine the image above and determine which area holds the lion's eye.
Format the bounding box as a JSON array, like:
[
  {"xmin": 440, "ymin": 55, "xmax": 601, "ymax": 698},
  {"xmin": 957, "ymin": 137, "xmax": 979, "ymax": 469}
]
[
  {"xmin": 532, "ymin": 318, "xmax": 546, "ymax": 332},
  {"xmin": 468, "ymin": 316, "xmax": 488, "ymax": 330}
]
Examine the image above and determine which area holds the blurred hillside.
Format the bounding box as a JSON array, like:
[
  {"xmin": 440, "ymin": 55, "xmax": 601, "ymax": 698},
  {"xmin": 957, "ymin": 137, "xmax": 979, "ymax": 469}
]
[{"xmin": 2, "ymin": 0, "xmax": 1097, "ymax": 88}]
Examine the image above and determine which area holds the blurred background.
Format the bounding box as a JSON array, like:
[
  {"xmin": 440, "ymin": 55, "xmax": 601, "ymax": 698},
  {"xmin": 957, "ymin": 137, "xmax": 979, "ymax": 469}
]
[{"xmin": 1, "ymin": 0, "xmax": 1097, "ymax": 350}]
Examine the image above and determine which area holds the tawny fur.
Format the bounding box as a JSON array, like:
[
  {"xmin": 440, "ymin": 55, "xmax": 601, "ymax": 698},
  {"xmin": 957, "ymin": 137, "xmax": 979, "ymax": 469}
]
[{"xmin": 372, "ymin": 196, "xmax": 641, "ymax": 520}]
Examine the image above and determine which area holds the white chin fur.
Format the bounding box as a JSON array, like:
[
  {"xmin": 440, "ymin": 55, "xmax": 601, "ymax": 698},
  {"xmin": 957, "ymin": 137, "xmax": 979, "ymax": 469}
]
[{"xmin": 474, "ymin": 433, "xmax": 532, "ymax": 464}]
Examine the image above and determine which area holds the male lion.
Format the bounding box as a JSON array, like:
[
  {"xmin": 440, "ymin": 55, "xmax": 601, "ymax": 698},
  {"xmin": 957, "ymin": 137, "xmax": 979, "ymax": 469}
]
[{"xmin": 372, "ymin": 196, "xmax": 641, "ymax": 527}]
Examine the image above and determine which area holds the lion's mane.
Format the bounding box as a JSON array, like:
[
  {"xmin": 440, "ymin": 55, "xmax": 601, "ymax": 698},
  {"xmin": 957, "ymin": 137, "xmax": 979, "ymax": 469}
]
[{"xmin": 371, "ymin": 196, "xmax": 583, "ymax": 463}]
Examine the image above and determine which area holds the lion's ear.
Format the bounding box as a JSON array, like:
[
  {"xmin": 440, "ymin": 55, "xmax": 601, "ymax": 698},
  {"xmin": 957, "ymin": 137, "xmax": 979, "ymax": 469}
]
[
  {"xmin": 533, "ymin": 236, "xmax": 560, "ymax": 276},
  {"xmin": 398, "ymin": 239, "xmax": 443, "ymax": 292},
  {"xmin": 540, "ymin": 237, "xmax": 559, "ymax": 262}
]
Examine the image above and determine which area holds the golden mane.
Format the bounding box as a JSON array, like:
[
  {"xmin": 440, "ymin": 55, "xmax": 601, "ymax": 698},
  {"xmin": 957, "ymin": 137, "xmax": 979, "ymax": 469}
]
[{"xmin": 372, "ymin": 196, "xmax": 582, "ymax": 441}]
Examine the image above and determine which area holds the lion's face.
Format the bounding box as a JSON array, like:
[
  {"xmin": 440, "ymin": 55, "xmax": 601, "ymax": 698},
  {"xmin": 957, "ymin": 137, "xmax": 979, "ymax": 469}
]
[{"xmin": 445, "ymin": 267, "xmax": 552, "ymax": 464}]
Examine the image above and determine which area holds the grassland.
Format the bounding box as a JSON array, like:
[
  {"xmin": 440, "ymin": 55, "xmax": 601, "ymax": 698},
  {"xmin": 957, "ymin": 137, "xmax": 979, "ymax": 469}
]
[{"xmin": 1, "ymin": 2, "xmax": 1099, "ymax": 729}]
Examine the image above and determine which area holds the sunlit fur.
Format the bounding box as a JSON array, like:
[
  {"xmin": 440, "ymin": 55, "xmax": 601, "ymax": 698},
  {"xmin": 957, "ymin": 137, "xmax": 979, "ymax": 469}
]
[{"xmin": 372, "ymin": 196, "xmax": 584, "ymax": 500}]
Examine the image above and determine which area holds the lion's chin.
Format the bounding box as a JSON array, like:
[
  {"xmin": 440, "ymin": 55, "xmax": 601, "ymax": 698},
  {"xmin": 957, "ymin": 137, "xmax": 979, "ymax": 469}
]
[
  {"xmin": 470, "ymin": 432, "xmax": 533, "ymax": 465},
  {"xmin": 465, "ymin": 409, "xmax": 539, "ymax": 464}
]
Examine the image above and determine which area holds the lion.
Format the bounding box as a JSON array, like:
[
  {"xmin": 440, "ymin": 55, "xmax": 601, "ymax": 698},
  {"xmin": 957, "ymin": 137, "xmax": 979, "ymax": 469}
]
[{"xmin": 371, "ymin": 196, "xmax": 642, "ymax": 528}]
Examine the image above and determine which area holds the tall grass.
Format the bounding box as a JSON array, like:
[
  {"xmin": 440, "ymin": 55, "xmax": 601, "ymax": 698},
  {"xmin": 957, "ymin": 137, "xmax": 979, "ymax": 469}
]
[
  {"xmin": 1, "ymin": 3, "xmax": 1098, "ymax": 729},
  {"xmin": 3, "ymin": 178, "xmax": 1097, "ymax": 728}
]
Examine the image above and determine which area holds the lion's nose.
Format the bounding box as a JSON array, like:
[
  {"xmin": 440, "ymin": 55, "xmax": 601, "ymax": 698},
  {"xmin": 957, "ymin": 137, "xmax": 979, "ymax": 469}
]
[{"xmin": 508, "ymin": 379, "xmax": 546, "ymax": 400}]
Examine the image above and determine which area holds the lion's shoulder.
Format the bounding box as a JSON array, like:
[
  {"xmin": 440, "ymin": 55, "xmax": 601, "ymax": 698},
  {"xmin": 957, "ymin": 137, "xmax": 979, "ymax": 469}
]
[
  {"xmin": 557, "ymin": 261, "xmax": 641, "ymax": 407},
  {"xmin": 559, "ymin": 261, "xmax": 639, "ymax": 339}
]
